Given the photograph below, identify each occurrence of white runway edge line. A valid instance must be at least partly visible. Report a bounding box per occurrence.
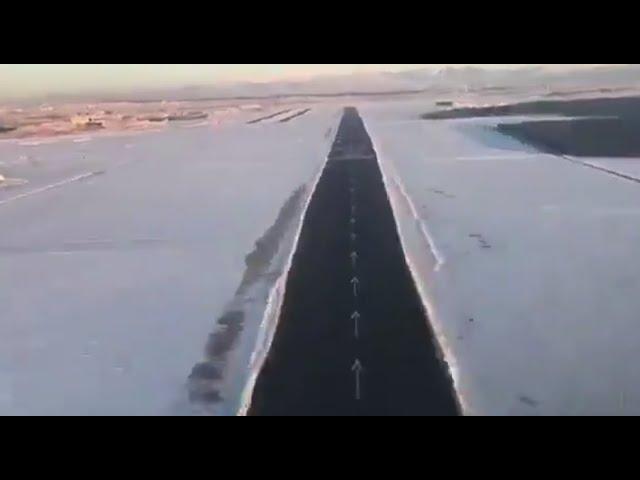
[361,115,467,416]
[237,123,339,417]
[0,172,98,207]
[390,165,445,272]
[363,132,445,272]
[236,161,329,416]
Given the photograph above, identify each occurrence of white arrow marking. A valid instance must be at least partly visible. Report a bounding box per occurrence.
[350,276,359,297]
[351,311,361,339]
[350,251,358,268]
[350,232,357,243]
[350,216,356,226]
[352,359,363,401]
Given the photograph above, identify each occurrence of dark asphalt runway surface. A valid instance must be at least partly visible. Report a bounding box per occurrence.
[248,107,459,416]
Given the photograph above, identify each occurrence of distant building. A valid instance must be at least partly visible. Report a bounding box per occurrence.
[70,115,103,129]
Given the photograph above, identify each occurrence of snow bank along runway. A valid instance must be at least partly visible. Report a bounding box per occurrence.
[248,108,459,416]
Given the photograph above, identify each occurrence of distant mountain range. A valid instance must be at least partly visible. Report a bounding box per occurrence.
[16,64,640,105]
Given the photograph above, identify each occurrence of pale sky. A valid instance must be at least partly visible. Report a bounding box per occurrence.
[0,64,615,101]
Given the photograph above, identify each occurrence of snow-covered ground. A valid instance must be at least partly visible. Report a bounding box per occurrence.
[0,106,339,415]
[7,92,639,416]
[361,99,640,415]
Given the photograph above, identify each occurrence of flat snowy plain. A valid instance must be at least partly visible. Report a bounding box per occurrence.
[0,106,339,415]
[361,99,640,415]
[4,93,640,416]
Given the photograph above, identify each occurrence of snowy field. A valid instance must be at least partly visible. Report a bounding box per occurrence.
[5,91,639,416]
[361,99,640,415]
[0,106,339,415]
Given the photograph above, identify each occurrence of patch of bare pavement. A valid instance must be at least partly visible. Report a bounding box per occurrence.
[247,107,459,416]
[421,95,640,121]
[423,95,640,158]
[247,109,293,125]
[497,118,640,158]
[278,108,312,123]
